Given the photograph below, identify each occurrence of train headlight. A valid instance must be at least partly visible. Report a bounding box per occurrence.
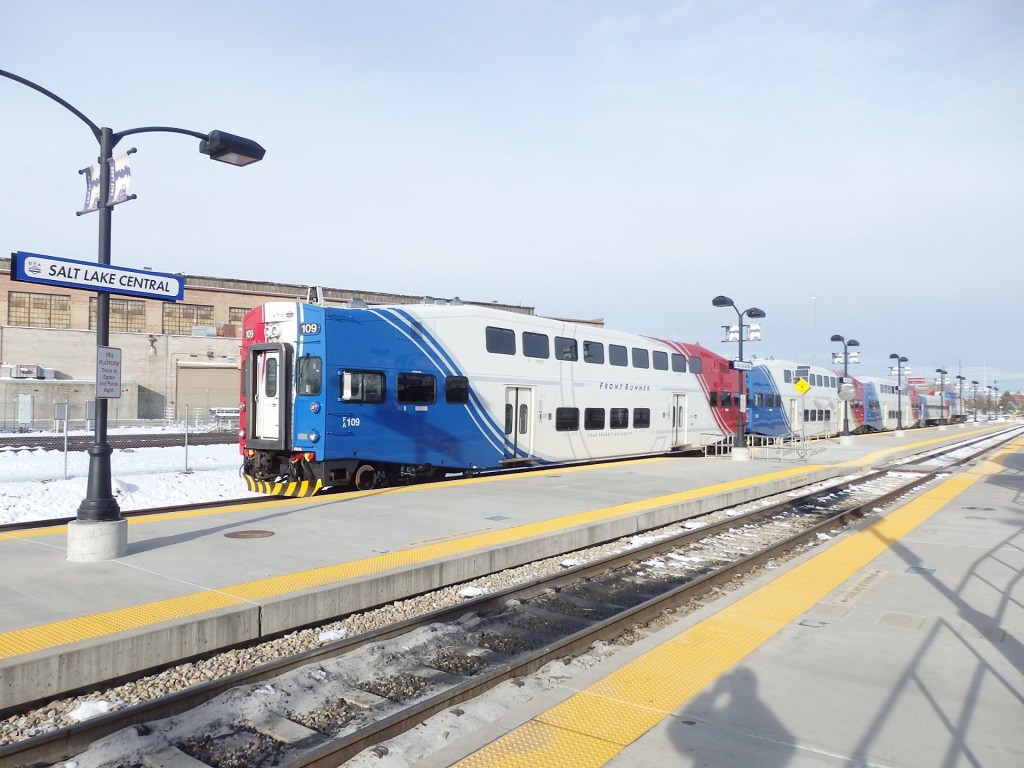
[310,401,321,414]
[266,324,281,339]
[308,429,321,443]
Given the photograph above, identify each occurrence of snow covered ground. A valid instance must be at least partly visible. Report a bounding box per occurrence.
[0,442,258,525]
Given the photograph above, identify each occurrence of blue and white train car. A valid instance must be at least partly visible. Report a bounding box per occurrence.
[240,301,728,496]
[855,376,906,431]
[744,360,843,440]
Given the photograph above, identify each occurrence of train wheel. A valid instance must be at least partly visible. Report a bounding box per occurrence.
[353,464,377,491]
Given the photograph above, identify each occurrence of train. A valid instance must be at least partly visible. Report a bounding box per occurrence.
[238,299,964,496]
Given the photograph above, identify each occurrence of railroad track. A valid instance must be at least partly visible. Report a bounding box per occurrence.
[2,427,1019,767]
[0,431,238,452]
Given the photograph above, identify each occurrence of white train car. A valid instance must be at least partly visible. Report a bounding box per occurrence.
[744,360,843,439]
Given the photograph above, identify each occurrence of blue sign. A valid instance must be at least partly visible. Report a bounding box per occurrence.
[12,251,185,301]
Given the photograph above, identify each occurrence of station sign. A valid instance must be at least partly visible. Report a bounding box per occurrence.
[12,251,184,301]
[730,360,753,371]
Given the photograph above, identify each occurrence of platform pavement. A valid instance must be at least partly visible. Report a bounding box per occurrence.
[0,422,1014,710]
[417,431,1024,768]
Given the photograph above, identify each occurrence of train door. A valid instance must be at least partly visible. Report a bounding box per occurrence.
[672,394,688,447]
[504,387,534,460]
[246,343,291,450]
[789,398,799,436]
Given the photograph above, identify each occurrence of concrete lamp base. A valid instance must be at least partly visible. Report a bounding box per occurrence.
[67,519,128,562]
[839,435,855,446]
[731,447,751,461]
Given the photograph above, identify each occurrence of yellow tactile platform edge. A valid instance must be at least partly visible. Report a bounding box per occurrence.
[0,463,818,660]
[453,436,1023,768]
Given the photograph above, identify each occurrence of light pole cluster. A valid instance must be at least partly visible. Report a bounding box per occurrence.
[2,68,264,561]
[712,295,765,457]
[935,368,948,427]
[889,353,908,432]
[830,334,859,439]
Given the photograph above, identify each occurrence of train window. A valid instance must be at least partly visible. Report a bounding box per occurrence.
[523,331,550,359]
[445,376,469,404]
[633,408,651,428]
[610,408,629,428]
[555,407,579,431]
[584,408,605,430]
[784,370,792,383]
[689,356,703,374]
[653,351,668,370]
[555,336,578,361]
[753,393,763,407]
[709,391,718,407]
[631,348,650,369]
[264,358,278,397]
[825,409,831,420]
[609,345,628,367]
[397,372,436,404]
[670,353,686,373]
[830,377,837,388]
[721,391,733,408]
[817,409,825,420]
[504,404,513,435]
[583,340,604,364]
[297,356,322,396]
[486,326,516,355]
[519,403,529,434]
[341,370,385,403]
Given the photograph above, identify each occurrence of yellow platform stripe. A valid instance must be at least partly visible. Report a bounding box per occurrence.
[0,464,818,660]
[454,437,1022,768]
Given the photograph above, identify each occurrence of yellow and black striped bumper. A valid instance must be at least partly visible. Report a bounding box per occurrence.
[244,475,323,497]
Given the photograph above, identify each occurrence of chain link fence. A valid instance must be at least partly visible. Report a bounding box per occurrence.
[0,392,241,483]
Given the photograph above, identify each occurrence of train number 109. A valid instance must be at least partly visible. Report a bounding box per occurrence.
[341,416,361,428]
[301,323,321,334]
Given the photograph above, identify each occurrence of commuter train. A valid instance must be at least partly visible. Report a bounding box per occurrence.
[239,299,964,496]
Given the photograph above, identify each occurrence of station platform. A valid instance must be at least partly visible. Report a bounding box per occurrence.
[416,430,1023,768]
[0,423,1016,718]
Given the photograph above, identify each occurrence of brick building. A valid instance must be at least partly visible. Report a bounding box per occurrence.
[0,255,532,430]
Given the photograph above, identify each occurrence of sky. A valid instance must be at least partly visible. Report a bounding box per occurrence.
[2,1,1022,390]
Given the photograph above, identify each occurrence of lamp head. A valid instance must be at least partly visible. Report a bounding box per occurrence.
[711,295,734,308]
[847,339,860,347]
[200,130,266,166]
[745,307,766,319]
[831,334,844,343]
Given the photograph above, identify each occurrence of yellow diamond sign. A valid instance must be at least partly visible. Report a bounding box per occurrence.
[795,377,811,395]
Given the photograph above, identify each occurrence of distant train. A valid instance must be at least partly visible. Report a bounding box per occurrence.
[239,300,964,496]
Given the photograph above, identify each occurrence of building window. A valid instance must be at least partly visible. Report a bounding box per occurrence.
[228,307,251,324]
[89,297,146,332]
[8,291,71,328]
[162,303,215,335]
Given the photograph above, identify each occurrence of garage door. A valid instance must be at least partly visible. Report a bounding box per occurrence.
[175,364,240,421]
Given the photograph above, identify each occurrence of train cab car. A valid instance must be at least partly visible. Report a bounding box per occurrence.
[856,377,906,432]
[239,301,729,496]
[745,360,843,440]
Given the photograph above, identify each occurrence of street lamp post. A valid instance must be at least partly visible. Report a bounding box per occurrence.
[935,368,948,427]
[712,295,766,459]
[889,354,908,433]
[955,375,965,427]
[830,334,859,440]
[987,386,994,419]
[1,68,264,561]
[971,381,979,422]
